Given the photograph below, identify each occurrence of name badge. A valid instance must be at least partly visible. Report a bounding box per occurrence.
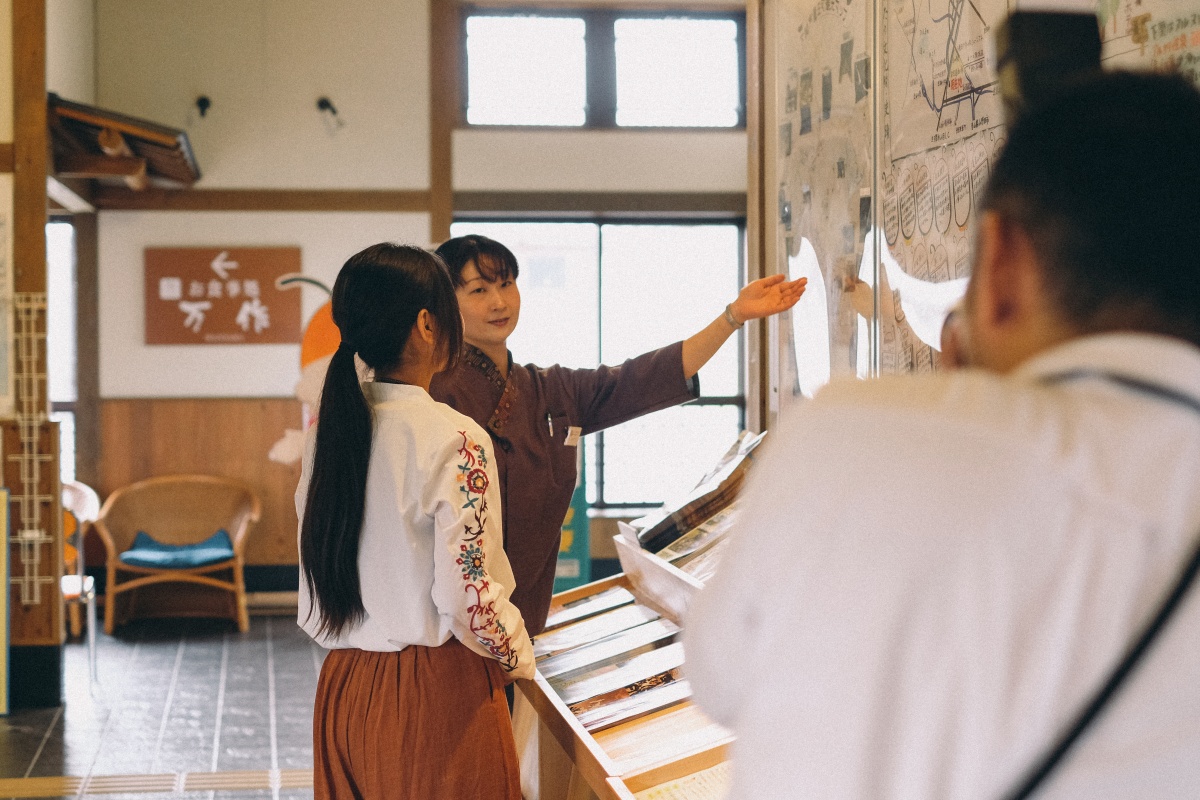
[564,426,582,447]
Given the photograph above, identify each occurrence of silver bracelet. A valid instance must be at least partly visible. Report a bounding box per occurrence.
[724,303,744,329]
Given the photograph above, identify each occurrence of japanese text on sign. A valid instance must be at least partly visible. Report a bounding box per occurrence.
[144,247,302,345]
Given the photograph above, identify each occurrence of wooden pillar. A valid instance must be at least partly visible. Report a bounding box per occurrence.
[71,212,99,489]
[6,0,63,709]
[746,0,770,432]
[429,0,459,243]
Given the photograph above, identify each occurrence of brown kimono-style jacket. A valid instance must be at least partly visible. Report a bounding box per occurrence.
[430,341,699,635]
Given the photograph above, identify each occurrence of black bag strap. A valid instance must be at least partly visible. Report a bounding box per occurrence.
[1003,369,1200,800]
[1002,534,1200,800]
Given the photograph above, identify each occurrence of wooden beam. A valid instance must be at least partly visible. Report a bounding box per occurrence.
[57,152,148,179]
[747,0,767,431]
[454,191,747,216]
[0,142,13,172]
[430,0,458,241]
[96,127,151,190]
[46,176,96,213]
[52,103,179,147]
[93,187,433,212]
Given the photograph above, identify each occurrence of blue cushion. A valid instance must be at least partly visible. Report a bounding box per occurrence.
[119,529,235,569]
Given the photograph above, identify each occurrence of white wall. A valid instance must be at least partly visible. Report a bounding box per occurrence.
[47,0,95,104]
[96,0,431,190]
[454,129,747,192]
[92,0,749,400]
[98,210,431,398]
[93,0,747,194]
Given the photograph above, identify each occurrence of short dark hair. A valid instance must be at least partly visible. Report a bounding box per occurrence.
[300,243,463,639]
[436,234,521,287]
[982,71,1200,346]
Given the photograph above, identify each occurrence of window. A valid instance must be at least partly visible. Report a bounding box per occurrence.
[47,221,78,483]
[450,220,745,509]
[614,18,741,127]
[463,11,745,128]
[466,16,588,126]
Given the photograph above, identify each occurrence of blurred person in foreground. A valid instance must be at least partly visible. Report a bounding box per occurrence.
[686,71,1200,800]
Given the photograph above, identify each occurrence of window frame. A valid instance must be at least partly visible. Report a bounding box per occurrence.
[459,7,747,131]
[452,214,748,511]
[47,216,80,484]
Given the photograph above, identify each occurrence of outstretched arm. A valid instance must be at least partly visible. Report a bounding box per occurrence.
[681,273,807,379]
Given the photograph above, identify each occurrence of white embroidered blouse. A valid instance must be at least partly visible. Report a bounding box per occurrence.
[297,381,534,680]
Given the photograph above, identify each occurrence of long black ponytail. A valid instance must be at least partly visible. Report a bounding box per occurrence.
[300,243,462,638]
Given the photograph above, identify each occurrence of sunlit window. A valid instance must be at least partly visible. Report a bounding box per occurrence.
[599,224,740,394]
[50,411,76,483]
[450,220,744,508]
[463,11,744,129]
[614,18,740,127]
[47,221,78,483]
[449,221,600,368]
[466,16,588,126]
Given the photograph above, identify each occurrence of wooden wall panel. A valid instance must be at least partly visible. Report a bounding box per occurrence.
[98,398,303,566]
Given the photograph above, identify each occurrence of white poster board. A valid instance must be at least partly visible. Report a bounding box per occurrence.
[767,0,1200,421]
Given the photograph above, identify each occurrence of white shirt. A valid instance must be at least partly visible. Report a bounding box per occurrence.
[297,382,534,681]
[685,333,1200,799]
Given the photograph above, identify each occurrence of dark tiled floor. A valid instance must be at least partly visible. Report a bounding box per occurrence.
[1,615,322,799]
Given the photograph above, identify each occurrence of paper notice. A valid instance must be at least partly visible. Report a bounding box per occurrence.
[633,762,733,799]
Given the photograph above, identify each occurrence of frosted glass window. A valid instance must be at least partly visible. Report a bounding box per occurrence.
[614,18,740,127]
[450,219,744,508]
[47,222,77,404]
[600,224,741,395]
[466,16,587,126]
[449,221,600,368]
[589,405,742,505]
[50,411,76,483]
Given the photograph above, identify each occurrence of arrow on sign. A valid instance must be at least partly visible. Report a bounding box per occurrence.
[210,250,240,281]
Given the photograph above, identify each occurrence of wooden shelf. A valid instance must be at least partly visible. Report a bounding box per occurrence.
[516,572,731,800]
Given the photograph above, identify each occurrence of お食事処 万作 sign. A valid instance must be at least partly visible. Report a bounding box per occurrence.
[144,247,302,345]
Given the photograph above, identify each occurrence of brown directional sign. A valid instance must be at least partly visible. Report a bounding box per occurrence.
[144,247,302,345]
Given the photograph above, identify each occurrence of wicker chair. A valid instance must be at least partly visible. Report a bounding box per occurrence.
[94,474,261,634]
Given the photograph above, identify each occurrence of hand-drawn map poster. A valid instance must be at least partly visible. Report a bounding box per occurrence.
[144,247,302,345]
[768,0,1200,419]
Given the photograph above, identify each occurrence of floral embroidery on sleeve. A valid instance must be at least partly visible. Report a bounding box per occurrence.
[453,431,521,673]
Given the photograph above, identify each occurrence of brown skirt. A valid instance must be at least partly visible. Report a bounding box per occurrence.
[313,639,521,800]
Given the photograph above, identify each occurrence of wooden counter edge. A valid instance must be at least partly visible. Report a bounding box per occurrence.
[546,573,630,608]
[621,736,733,794]
[518,671,626,799]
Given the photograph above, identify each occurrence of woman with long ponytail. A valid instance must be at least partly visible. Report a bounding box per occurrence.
[297,243,533,799]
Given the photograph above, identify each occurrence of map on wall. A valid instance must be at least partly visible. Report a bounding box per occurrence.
[874,0,1001,376]
[1099,0,1200,78]
[772,0,1200,413]
[774,0,874,403]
